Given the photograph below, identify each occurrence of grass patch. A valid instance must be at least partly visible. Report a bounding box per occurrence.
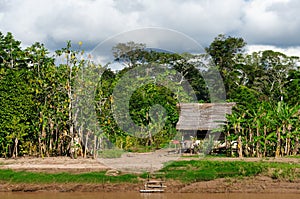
[180,155,199,158]
[98,149,124,158]
[158,160,300,183]
[265,162,300,181]
[0,170,138,184]
[1,160,299,184]
[180,154,229,159]
[284,155,300,159]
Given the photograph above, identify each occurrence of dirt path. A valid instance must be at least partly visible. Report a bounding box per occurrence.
[0,149,181,173]
[98,149,181,173]
[1,150,299,173]
[0,156,108,173]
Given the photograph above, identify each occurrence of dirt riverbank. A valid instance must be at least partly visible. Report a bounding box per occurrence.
[0,176,299,193]
[0,154,299,193]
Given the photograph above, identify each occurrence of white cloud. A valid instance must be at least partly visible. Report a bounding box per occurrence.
[0,0,142,48]
[240,0,300,46]
[247,45,300,57]
[136,0,246,45]
[0,0,299,53]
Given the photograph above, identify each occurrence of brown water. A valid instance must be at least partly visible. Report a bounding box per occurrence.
[0,192,299,199]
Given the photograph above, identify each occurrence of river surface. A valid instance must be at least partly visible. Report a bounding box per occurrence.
[0,192,299,199]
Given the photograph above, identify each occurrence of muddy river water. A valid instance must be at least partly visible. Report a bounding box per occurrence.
[0,192,299,199]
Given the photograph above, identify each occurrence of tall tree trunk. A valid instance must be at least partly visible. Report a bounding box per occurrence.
[78,125,83,150]
[292,137,299,155]
[67,78,73,137]
[49,119,54,156]
[249,128,253,157]
[29,142,32,156]
[256,128,261,157]
[225,131,231,157]
[55,121,59,155]
[243,128,249,157]
[97,137,101,151]
[286,125,292,156]
[287,136,291,156]
[38,137,42,158]
[263,126,267,157]
[93,134,97,159]
[238,135,243,158]
[59,136,64,156]
[284,138,288,155]
[275,127,281,158]
[84,131,89,158]
[12,138,18,158]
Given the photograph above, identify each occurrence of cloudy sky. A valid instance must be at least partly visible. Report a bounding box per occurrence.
[1,0,300,59]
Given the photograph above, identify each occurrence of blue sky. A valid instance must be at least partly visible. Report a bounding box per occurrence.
[1,0,300,57]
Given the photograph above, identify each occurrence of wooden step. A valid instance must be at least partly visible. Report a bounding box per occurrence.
[145,185,167,188]
[140,189,164,193]
[146,180,165,184]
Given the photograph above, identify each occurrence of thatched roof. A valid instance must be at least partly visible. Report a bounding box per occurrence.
[176,103,236,131]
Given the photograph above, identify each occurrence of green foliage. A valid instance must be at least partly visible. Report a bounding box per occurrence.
[97,43,201,150]
[96,68,181,150]
[0,32,103,158]
[0,170,138,184]
[205,34,246,97]
[0,31,299,158]
[285,69,300,105]
[0,33,40,157]
[225,101,300,158]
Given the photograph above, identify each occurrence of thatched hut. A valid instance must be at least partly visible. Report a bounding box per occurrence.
[176,103,235,140]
